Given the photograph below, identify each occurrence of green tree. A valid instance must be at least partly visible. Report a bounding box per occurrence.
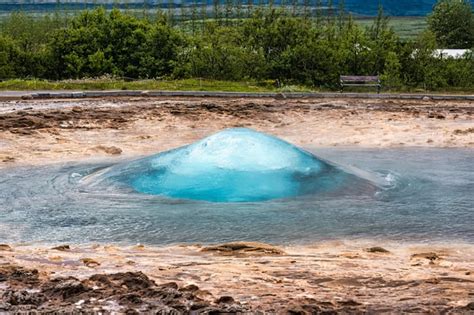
[1,6,473,91]
[224,0,234,24]
[428,0,474,48]
[213,0,222,21]
[200,0,208,31]
[190,0,199,34]
[180,0,188,24]
[443,53,474,88]
[401,30,447,89]
[281,39,341,87]
[50,8,183,79]
[235,0,243,20]
[339,20,372,75]
[247,0,254,18]
[242,10,313,78]
[183,25,265,80]
[0,12,63,78]
[367,6,399,75]
[381,51,402,89]
[0,36,19,79]
[146,23,187,78]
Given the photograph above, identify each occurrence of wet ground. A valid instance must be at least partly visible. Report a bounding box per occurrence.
[0,242,473,313]
[0,96,473,167]
[0,96,473,313]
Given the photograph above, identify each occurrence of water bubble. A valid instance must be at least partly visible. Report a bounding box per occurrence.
[92,128,375,202]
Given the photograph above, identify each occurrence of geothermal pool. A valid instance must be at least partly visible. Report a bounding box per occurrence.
[92,129,378,202]
[0,129,473,245]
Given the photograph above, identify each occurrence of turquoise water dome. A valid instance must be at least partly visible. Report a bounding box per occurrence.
[104,128,351,202]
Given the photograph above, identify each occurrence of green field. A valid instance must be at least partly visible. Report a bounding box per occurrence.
[355,16,427,40]
[2,78,473,94]
[0,78,313,92]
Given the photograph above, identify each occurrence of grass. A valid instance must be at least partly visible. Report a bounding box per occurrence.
[354,16,427,40]
[0,78,314,93]
[1,78,472,94]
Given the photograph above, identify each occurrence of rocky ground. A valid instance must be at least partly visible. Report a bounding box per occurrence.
[0,96,473,313]
[0,96,473,167]
[1,241,474,313]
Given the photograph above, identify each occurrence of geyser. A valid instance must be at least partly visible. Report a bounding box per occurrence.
[97,128,361,202]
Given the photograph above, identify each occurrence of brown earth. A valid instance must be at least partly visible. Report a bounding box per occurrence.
[0,242,473,313]
[0,265,245,313]
[0,96,473,167]
[0,96,473,313]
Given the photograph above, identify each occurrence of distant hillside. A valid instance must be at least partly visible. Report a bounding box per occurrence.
[0,0,470,16]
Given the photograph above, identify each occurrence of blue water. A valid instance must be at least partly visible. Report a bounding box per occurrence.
[339,0,437,16]
[102,129,373,202]
[0,147,472,245]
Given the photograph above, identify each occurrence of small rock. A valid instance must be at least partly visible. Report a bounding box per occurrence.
[3,290,46,306]
[190,301,211,310]
[339,299,362,306]
[195,289,213,300]
[104,272,156,290]
[453,128,474,135]
[1,157,15,163]
[201,242,285,256]
[158,282,178,290]
[119,293,143,304]
[42,277,89,300]
[0,244,12,251]
[366,247,390,254]
[275,93,287,100]
[216,296,235,304]
[80,258,101,267]
[181,284,200,292]
[411,252,440,261]
[422,96,431,101]
[52,245,70,251]
[285,304,308,314]
[94,145,122,155]
[74,299,85,306]
[3,266,39,284]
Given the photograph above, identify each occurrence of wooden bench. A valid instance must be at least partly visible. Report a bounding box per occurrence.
[340,75,381,93]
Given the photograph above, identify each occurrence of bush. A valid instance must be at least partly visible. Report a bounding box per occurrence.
[0,6,472,91]
[428,0,474,48]
[49,8,184,79]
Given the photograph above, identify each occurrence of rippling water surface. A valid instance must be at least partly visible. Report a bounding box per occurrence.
[0,148,472,245]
